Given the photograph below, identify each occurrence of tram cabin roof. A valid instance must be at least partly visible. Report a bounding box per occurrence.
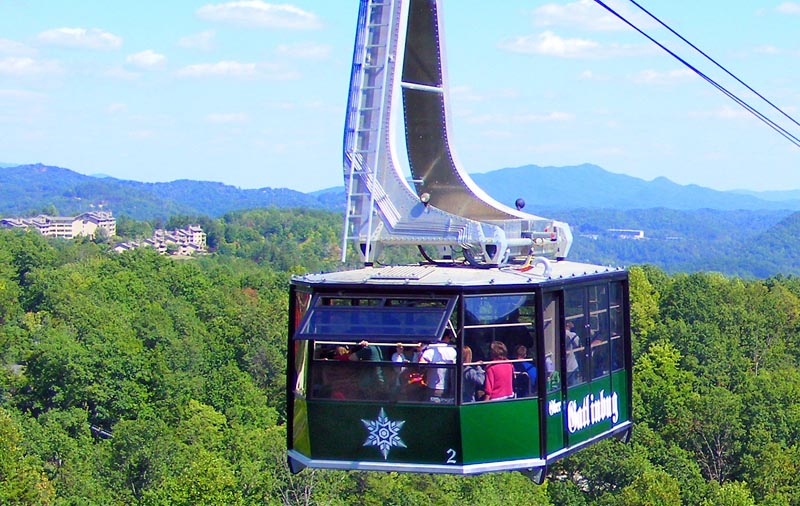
[292,260,625,291]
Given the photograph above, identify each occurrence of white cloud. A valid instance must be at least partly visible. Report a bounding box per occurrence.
[0,38,35,55]
[175,60,298,79]
[534,0,650,32]
[776,2,800,14]
[126,50,167,69]
[196,1,322,29]
[500,31,649,59]
[276,42,331,59]
[178,30,216,50]
[0,56,62,76]
[207,112,249,123]
[499,31,600,58]
[37,27,122,50]
[633,68,695,84]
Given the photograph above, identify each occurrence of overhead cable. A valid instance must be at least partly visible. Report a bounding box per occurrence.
[626,0,800,131]
[591,0,800,148]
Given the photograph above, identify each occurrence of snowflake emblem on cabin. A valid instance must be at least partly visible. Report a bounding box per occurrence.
[361,408,407,459]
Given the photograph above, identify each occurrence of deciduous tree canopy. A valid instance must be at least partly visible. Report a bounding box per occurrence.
[3,211,800,504]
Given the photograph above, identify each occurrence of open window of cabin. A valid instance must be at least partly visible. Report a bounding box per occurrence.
[294,294,459,403]
[463,293,538,402]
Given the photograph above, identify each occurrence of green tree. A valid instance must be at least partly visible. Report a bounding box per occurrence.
[633,341,697,445]
[690,386,745,484]
[701,480,756,506]
[628,265,659,347]
[617,467,681,506]
[0,407,55,505]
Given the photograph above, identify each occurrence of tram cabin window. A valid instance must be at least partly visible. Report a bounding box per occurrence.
[563,283,618,382]
[610,281,625,372]
[589,284,611,380]
[297,294,459,404]
[310,338,461,403]
[543,293,561,392]
[565,289,586,386]
[464,294,537,401]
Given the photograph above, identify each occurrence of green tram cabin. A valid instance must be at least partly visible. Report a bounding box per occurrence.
[287,261,632,481]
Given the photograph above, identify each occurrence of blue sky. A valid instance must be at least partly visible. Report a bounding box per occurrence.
[0,1,798,193]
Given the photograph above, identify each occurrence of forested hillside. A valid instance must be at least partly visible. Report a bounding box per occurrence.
[4,162,800,222]
[3,210,800,504]
[557,208,800,277]
[0,164,328,220]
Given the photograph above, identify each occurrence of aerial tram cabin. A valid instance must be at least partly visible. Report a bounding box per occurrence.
[287,0,632,482]
[288,263,631,481]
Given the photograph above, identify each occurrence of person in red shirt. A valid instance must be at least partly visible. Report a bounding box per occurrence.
[484,341,514,400]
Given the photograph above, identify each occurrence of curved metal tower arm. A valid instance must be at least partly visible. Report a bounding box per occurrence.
[342,0,572,265]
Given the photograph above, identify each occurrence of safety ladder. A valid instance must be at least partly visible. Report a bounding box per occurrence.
[341,0,396,262]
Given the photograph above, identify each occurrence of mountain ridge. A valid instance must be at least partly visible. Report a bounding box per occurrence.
[2,162,799,221]
[469,163,800,211]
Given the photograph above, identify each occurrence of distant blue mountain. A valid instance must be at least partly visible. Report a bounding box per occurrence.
[314,163,800,212]
[468,164,800,212]
[0,164,329,220]
[3,162,800,221]
[729,188,800,202]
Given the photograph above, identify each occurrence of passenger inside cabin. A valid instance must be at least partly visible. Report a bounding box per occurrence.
[334,345,350,360]
[392,344,408,364]
[419,331,457,403]
[411,343,425,363]
[513,344,537,398]
[462,345,485,402]
[348,340,385,398]
[389,343,409,389]
[565,322,581,386]
[324,345,356,399]
[484,341,514,401]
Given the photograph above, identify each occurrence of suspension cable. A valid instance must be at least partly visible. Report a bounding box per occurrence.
[626,0,800,131]
[592,0,800,148]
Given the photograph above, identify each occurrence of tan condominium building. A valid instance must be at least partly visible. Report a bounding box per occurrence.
[1,211,117,239]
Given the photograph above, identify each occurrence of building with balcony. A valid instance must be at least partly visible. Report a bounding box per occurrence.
[1,211,116,239]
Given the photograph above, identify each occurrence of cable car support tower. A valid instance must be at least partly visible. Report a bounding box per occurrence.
[341,0,572,267]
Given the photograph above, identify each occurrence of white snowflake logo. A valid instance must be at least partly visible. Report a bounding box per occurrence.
[361,407,407,459]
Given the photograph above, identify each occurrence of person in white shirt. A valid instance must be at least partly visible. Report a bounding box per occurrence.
[565,322,581,385]
[419,331,457,402]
